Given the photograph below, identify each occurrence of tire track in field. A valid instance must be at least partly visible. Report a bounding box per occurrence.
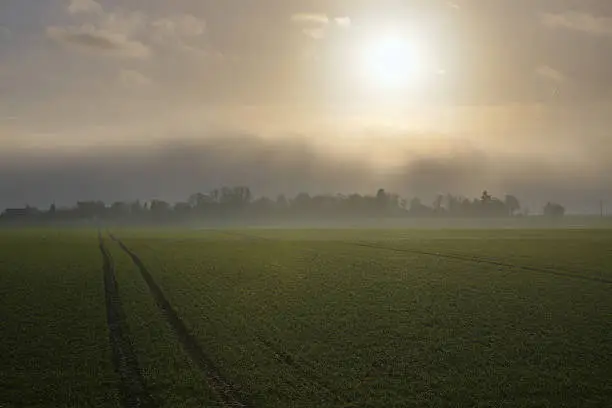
[167,265,347,405]
[118,231,351,405]
[205,231,354,404]
[110,234,250,408]
[227,315,348,405]
[351,242,612,284]
[254,335,352,405]
[216,230,612,284]
[98,232,157,408]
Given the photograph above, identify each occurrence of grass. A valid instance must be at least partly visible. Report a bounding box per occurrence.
[107,241,220,408]
[2,228,612,407]
[0,230,119,408]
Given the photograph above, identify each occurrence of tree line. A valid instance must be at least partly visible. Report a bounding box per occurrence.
[0,187,566,224]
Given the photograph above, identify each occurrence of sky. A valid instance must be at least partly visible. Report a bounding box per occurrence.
[1,0,612,212]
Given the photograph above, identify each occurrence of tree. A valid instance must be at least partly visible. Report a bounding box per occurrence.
[481,190,492,205]
[504,195,521,216]
[173,202,192,215]
[110,201,129,218]
[76,201,106,219]
[292,192,311,213]
[1,186,559,226]
[433,194,444,214]
[219,186,251,208]
[276,194,289,209]
[210,189,221,203]
[376,188,389,213]
[477,191,507,217]
[234,186,252,206]
[188,192,212,208]
[251,197,274,215]
[150,200,170,217]
[543,202,565,218]
[130,200,143,214]
[387,193,402,215]
[446,194,461,216]
[408,197,431,216]
[461,198,473,216]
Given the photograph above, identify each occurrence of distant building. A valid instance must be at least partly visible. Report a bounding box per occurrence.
[0,207,39,220]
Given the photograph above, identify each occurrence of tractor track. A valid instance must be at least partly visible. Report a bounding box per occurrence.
[98,232,156,408]
[110,234,250,408]
[211,230,356,404]
[253,335,349,404]
[114,232,350,405]
[216,230,612,285]
[351,242,612,284]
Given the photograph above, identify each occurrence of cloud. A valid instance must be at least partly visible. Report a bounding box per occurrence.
[334,17,351,28]
[46,25,151,58]
[291,13,334,39]
[542,11,612,37]
[68,0,102,15]
[290,13,329,25]
[447,2,460,10]
[52,2,209,60]
[291,13,349,39]
[536,65,566,83]
[152,14,206,39]
[302,27,327,40]
[149,14,210,57]
[119,69,151,87]
[100,9,147,37]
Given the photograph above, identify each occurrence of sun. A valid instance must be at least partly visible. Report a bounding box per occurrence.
[359,31,433,90]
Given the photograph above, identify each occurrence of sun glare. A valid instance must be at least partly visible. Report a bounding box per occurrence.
[359,31,433,91]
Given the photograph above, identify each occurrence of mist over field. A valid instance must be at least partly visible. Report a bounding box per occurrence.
[1,130,611,213]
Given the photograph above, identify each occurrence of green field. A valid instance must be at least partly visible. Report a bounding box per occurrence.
[2,228,612,407]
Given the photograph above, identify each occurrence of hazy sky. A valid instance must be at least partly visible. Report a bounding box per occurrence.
[1,0,611,211]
